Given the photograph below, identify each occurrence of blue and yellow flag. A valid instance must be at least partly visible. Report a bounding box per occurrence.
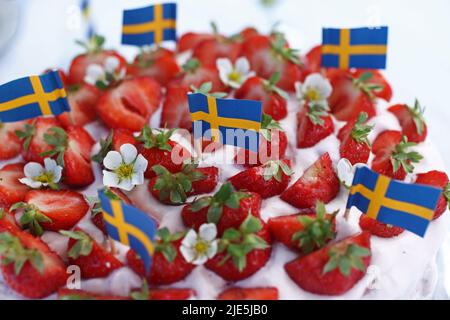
[346,166,441,237]
[321,27,388,69]
[99,190,158,271]
[80,0,95,39]
[122,3,177,46]
[0,71,69,123]
[188,93,262,152]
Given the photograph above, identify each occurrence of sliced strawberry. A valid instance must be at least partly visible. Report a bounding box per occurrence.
[148,228,195,285]
[181,183,262,235]
[235,75,287,120]
[234,114,288,167]
[130,280,196,300]
[128,48,180,86]
[268,202,337,252]
[160,84,192,130]
[0,163,28,207]
[241,34,301,91]
[57,83,100,127]
[338,112,373,165]
[16,117,62,164]
[0,121,24,160]
[371,131,422,180]
[136,127,191,179]
[388,100,427,143]
[0,208,21,234]
[327,70,377,121]
[0,231,67,298]
[58,288,128,300]
[415,170,449,219]
[148,164,218,205]
[296,103,334,148]
[359,215,404,238]
[353,69,392,101]
[302,45,322,78]
[112,129,136,151]
[14,189,89,235]
[96,77,161,132]
[228,160,292,199]
[284,232,371,295]
[205,215,271,281]
[62,229,123,279]
[68,35,127,85]
[281,153,340,208]
[177,32,215,52]
[218,287,278,300]
[192,36,242,68]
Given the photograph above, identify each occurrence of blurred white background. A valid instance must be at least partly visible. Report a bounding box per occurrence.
[1,0,450,299]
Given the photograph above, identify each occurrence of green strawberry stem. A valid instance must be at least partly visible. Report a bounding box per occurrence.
[60,230,93,259]
[155,227,184,263]
[10,202,52,237]
[323,242,370,277]
[391,136,423,173]
[351,112,373,145]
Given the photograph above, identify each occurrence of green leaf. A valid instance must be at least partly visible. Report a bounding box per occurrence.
[410,99,426,135]
[41,126,68,167]
[391,136,423,174]
[350,112,373,145]
[182,58,200,73]
[352,72,384,98]
[155,228,183,263]
[60,230,93,259]
[92,132,113,163]
[270,33,301,65]
[207,204,223,224]
[322,243,370,276]
[131,280,149,300]
[13,203,52,237]
[15,121,36,151]
[136,126,174,151]
[239,213,262,234]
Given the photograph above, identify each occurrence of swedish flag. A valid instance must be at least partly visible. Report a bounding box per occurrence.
[346,166,441,237]
[122,3,177,46]
[188,93,262,152]
[321,27,388,69]
[99,190,158,271]
[0,71,69,123]
[80,0,95,39]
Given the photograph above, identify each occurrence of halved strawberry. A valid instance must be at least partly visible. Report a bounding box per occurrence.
[281,153,340,208]
[39,125,95,187]
[61,228,123,279]
[284,232,371,295]
[68,35,127,85]
[96,76,161,132]
[353,69,392,101]
[58,288,128,300]
[112,129,136,150]
[239,27,259,41]
[16,117,62,164]
[0,208,21,234]
[181,183,261,235]
[0,121,24,160]
[296,102,334,148]
[302,45,322,78]
[359,215,404,238]
[205,214,271,281]
[177,32,215,52]
[128,47,180,86]
[268,201,337,252]
[338,112,373,165]
[160,84,191,130]
[192,34,242,68]
[57,83,100,127]
[11,189,89,236]
[130,281,195,300]
[241,33,301,91]
[149,164,218,205]
[388,100,427,143]
[218,287,278,300]
[235,74,288,120]
[228,160,292,198]
[136,127,191,179]
[327,70,378,121]
[415,170,449,220]
[148,228,195,285]
[371,131,423,180]
[234,114,288,166]
[0,163,28,207]
[171,58,226,92]
[0,231,68,298]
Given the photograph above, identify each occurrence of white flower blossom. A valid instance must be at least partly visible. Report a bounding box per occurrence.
[217,57,255,89]
[102,143,148,191]
[295,73,332,103]
[19,158,62,189]
[337,158,366,188]
[180,223,218,265]
[84,56,125,87]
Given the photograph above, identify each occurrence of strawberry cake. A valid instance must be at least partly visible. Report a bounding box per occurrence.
[0,27,449,300]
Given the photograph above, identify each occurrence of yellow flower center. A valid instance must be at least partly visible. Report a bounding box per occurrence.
[305,88,321,101]
[194,241,209,255]
[33,171,55,184]
[228,70,241,82]
[115,163,134,181]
